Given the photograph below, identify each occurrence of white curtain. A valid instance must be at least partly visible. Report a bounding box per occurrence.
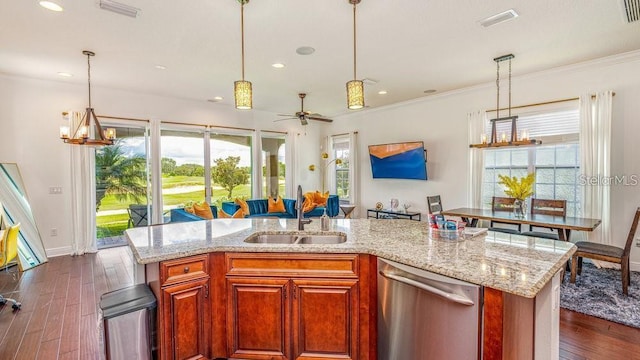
[69,111,97,255]
[348,132,359,216]
[579,91,613,249]
[285,132,297,199]
[253,131,264,199]
[468,111,485,208]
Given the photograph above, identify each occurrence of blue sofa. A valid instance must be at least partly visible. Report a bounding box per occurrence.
[222,195,340,219]
[170,205,218,223]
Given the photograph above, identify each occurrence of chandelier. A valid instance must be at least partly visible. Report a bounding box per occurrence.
[60,51,115,146]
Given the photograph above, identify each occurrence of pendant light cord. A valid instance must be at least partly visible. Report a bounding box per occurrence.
[508,58,512,118]
[352,2,357,80]
[496,60,500,120]
[241,2,245,81]
[87,52,92,109]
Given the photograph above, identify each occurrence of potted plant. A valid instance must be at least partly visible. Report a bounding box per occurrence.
[497,173,535,218]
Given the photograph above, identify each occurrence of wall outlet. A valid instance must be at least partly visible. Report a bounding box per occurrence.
[49,187,62,194]
[50,228,57,237]
[636,237,640,247]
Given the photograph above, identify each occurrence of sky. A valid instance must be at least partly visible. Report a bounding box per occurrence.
[118,136,285,167]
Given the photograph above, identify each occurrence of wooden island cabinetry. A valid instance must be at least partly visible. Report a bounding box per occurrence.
[148,254,211,360]
[224,253,363,360]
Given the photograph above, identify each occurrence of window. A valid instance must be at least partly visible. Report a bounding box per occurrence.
[481,106,581,216]
[210,132,253,205]
[331,136,351,201]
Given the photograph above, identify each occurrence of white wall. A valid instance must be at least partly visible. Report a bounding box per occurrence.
[0,74,319,255]
[326,50,640,266]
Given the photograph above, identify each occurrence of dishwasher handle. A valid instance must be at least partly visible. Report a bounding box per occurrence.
[380,271,475,306]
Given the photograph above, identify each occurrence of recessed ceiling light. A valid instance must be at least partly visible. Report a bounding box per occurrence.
[378,90,388,95]
[296,46,315,55]
[154,65,167,70]
[207,97,224,103]
[271,63,286,69]
[423,89,437,94]
[39,1,63,12]
[479,9,519,27]
[57,72,73,77]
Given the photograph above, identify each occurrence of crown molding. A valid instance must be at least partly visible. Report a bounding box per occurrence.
[337,49,640,119]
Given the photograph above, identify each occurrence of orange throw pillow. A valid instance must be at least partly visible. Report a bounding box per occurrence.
[267,196,286,213]
[184,205,195,215]
[193,201,214,220]
[218,209,244,218]
[303,193,317,213]
[235,198,250,216]
[314,191,329,206]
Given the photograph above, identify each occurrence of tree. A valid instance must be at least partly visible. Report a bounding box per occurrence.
[211,156,250,198]
[174,163,205,177]
[95,142,147,211]
[161,157,177,175]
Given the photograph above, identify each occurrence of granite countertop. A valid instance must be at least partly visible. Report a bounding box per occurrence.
[125,218,575,298]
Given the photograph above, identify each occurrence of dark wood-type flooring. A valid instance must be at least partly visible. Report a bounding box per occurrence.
[1,247,639,359]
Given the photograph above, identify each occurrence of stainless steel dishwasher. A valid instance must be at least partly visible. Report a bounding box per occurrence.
[377,258,482,360]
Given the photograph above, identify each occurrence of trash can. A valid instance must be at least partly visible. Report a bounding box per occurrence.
[99,284,157,360]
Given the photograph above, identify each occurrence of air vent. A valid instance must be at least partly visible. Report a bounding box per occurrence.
[99,0,140,18]
[619,0,640,23]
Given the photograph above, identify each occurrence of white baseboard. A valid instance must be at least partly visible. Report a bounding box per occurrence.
[631,261,640,272]
[46,246,72,257]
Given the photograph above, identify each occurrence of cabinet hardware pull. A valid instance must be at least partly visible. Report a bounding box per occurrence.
[204,284,209,299]
[293,285,297,299]
[284,284,288,300]
[184,266,190,273]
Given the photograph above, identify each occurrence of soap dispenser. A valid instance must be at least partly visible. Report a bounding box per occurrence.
[321,208,330,231]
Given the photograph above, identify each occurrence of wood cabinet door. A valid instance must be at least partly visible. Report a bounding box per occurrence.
[227,277,291,360]
[161,278,210,360]
[291,279,359,360]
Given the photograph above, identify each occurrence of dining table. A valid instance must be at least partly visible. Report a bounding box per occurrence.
[440,207,602,241]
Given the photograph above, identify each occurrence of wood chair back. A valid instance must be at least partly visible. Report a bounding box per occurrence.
[490,197,521,232]
[491,197,516,212]
[427,195,442,214]
[530,199,567,217]
[623,207,640,257]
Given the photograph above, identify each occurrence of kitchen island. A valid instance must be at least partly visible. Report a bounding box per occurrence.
[126,218,574,360]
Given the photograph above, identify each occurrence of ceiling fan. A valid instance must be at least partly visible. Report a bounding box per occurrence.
[276,93,333,125]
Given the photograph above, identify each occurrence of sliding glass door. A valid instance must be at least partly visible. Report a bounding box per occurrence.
[260,133,286,198]
[160,128,206,223]
[95,125,149,246]
[210,132,253,206]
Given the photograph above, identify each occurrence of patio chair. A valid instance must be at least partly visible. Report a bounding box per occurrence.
[127,204,150,228]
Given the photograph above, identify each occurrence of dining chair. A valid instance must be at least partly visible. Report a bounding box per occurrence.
[570,207,640,295]
[489,197,522,234]
[521,199,567,240]
[427,195,443,214]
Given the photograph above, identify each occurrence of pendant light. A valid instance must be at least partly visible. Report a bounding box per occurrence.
[469,54,540,148]
[234,0,252,110]
[60,50,115,146]
[346,0,364,110]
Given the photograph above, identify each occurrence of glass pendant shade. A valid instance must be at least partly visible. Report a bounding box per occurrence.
[346,80,364,110]
[234,80,252,110]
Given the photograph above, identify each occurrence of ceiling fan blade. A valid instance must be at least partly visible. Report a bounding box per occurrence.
[274,117,297,122]
[277,113,294,117]
[307,116,333,123]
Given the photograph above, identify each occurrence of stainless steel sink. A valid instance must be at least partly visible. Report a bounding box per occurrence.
[244,233,347,244]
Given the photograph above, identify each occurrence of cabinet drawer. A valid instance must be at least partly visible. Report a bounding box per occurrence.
[226,253,358,278]
[160,254,209,286]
